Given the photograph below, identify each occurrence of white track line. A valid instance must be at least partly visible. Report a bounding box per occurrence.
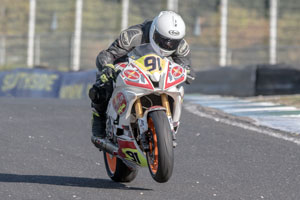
[210,102,277,108]
[281,115,300,118]
[225,106,299,113]
[184,104,300,146]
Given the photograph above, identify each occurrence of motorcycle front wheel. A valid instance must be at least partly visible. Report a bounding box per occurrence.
[103,152,138,182]
[146,110,174,183]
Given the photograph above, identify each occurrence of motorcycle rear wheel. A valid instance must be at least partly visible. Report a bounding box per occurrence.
[146,110,174,183]
[103,152,138,182]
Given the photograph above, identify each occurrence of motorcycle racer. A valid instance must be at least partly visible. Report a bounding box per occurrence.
[89,11,195,148]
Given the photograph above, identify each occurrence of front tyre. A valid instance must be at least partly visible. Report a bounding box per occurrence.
[146,110,174,183]
[103,152,138,182]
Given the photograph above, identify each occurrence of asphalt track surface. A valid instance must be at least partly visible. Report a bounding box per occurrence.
[1,98,300,200]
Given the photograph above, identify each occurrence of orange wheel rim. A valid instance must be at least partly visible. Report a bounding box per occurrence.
[106,153,117,174]
[148,117,158,174]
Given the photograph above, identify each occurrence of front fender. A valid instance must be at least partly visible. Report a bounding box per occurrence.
[138,106,166,134]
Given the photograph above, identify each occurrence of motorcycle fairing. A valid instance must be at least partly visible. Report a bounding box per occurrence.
[120,62,154,90]
[164,64,186,90]
[133,54,167,76]
[117,136,147,167]
[112,92,128,116]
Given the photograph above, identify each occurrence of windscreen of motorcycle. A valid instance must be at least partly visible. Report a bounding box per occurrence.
[128,44,167,77]
[133,54,167,76]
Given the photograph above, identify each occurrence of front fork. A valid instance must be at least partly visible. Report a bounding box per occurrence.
[134,94,171,117]
[161,94,177,146]
[134,94,177,147]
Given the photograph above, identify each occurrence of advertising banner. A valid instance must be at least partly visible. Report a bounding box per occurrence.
[0,68,97,99]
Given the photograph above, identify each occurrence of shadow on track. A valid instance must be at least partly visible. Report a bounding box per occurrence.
[0,173,151,191]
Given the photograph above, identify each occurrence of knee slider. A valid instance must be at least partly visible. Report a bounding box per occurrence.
[89,82,113,104]
[89,86,101,104]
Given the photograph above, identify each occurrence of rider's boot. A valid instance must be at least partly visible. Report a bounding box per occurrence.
[91,103,107,149]
[91,112,107,149]
[92,112,106,138]
[88,77,113,149]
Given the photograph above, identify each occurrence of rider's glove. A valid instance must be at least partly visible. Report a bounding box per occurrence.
[185,65,196,84]
[99,64,119,83]
[89,64,117,104]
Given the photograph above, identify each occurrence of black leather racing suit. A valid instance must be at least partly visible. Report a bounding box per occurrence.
[91,20,192,114]
[96,20,191,71]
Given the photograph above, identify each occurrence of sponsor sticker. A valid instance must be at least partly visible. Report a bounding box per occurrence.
[169,30,180,36]
[123,69,140,81]
[171,66,184,78]
[122,148,147,167]
[112,92,127,115]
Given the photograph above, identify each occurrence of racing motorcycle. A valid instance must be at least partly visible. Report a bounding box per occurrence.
[92,44,187,183]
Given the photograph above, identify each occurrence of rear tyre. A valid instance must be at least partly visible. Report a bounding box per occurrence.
[146,110,174,183]
[103,152,138,182]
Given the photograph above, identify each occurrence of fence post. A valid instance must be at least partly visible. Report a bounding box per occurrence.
[34,34,40,66]
[121,0,129,31]
[167,0,178,12]
[27,0,36,68]
[269,0,278,65]
[219,0,228,67]
[0,36,5,66]
[72,0,83,71]
[69,35,74,70]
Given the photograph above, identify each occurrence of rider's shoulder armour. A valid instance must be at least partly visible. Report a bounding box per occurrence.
[118,20,152,51]
[119,29,142,49]
[174,39,190,57]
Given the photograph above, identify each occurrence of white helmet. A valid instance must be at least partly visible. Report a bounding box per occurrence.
[149,11,186,56]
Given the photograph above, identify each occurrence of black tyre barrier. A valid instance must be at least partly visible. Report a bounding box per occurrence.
[184,65,257,97]
[255,64,300,95]
[184,64,300,97]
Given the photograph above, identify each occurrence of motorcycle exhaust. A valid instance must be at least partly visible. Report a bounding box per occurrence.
[91,136,118,155]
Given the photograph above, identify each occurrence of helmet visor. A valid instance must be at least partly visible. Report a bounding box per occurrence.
[153,30,182,51]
